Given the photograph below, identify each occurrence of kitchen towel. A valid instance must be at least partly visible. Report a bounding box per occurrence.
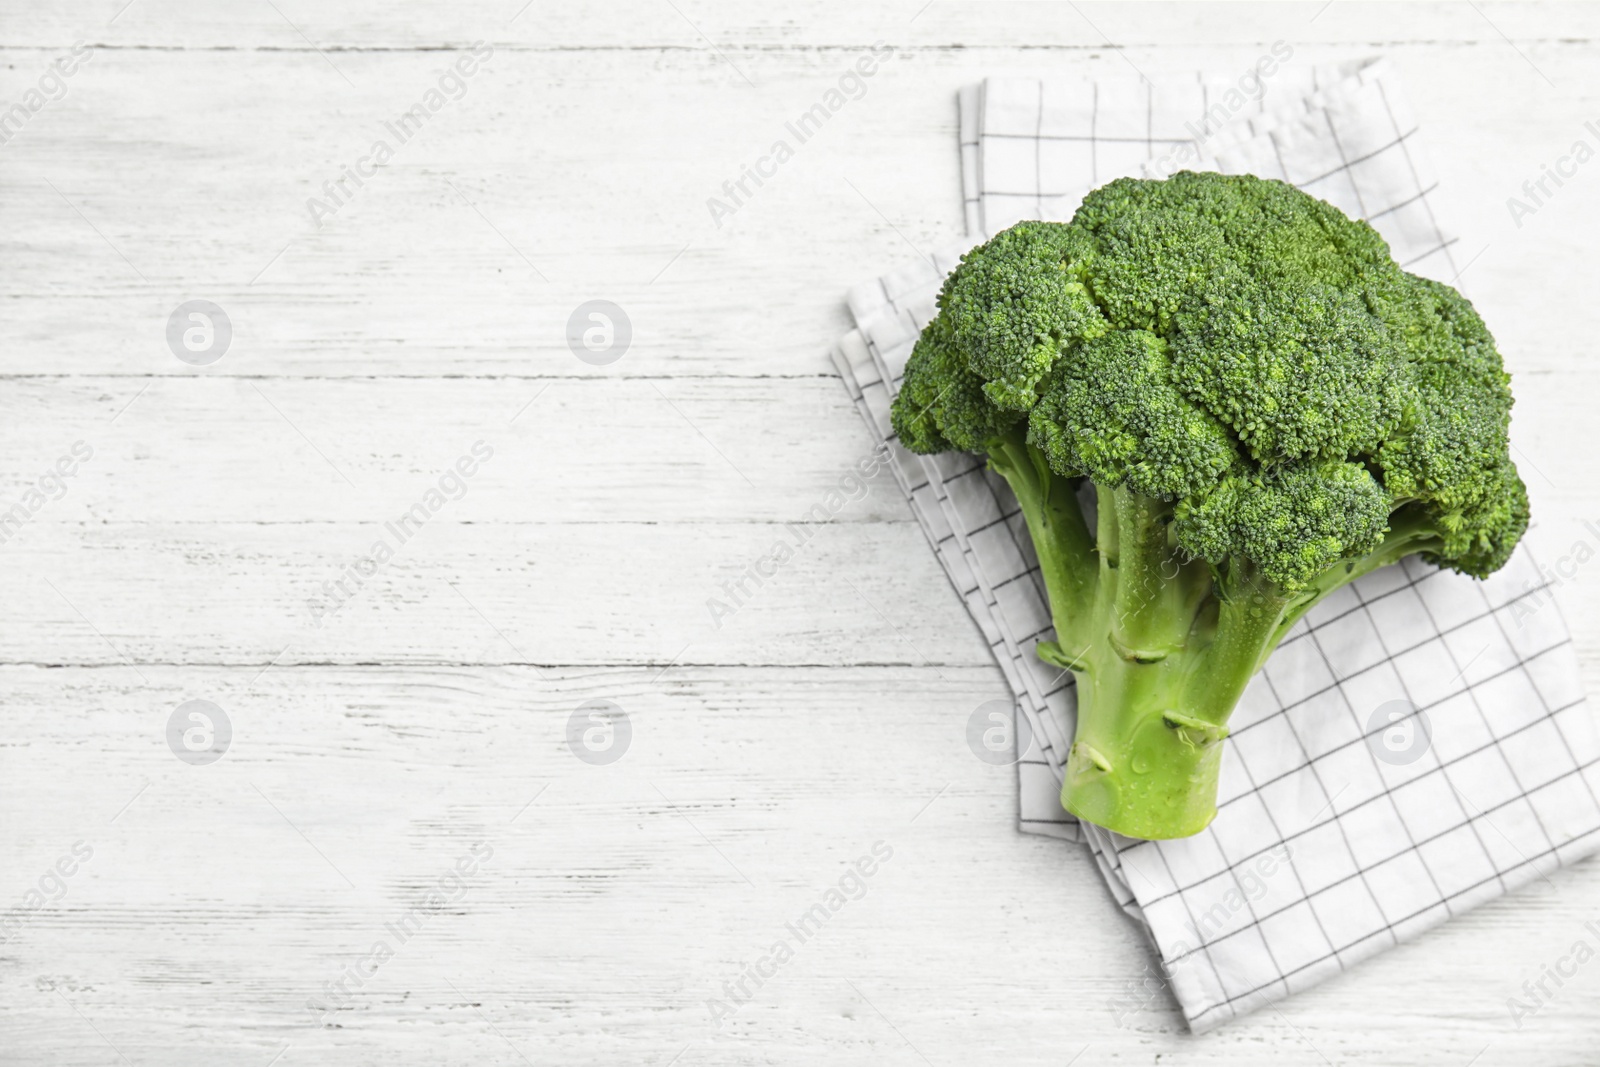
[832,57,1600,1031]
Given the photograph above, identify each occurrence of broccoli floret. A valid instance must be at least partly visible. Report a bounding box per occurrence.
[891,315,1024,453]
[890,171,1529,839]
[939,220,1106,410]
[1028,328,1236,501]
[1176,461,1391,589]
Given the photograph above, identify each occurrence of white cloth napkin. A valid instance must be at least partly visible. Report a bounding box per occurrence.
[833,58,1600,1031]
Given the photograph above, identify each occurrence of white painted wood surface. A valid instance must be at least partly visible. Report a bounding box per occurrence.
[3,3,1599,1063]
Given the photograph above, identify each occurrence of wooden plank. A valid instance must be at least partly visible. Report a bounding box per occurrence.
[0,519,991,667]
[4,1,1600,49]
[0,375,907,523]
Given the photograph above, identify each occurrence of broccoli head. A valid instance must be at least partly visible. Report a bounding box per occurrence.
[889,171,1527,839]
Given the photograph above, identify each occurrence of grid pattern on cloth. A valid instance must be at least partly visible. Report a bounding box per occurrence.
[968,57,1458,281]
[832,58,1600,1031]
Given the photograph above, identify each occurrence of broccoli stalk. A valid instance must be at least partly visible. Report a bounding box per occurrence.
[891,172,1527,839]
[989,428,1457,838]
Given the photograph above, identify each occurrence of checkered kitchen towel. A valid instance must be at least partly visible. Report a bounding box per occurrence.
[833,57,1600,1031]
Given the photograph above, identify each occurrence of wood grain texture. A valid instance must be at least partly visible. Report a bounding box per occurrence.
[2,3,1599,1064]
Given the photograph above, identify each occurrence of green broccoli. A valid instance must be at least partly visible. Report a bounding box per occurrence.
[891,171,1527,839]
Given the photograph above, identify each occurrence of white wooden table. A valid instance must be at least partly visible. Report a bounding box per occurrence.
[2,3,1598,1063]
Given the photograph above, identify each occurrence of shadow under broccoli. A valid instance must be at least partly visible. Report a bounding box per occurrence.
[890,171,1528,840]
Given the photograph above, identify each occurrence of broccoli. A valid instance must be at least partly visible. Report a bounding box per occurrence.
[891,171,1527,839]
